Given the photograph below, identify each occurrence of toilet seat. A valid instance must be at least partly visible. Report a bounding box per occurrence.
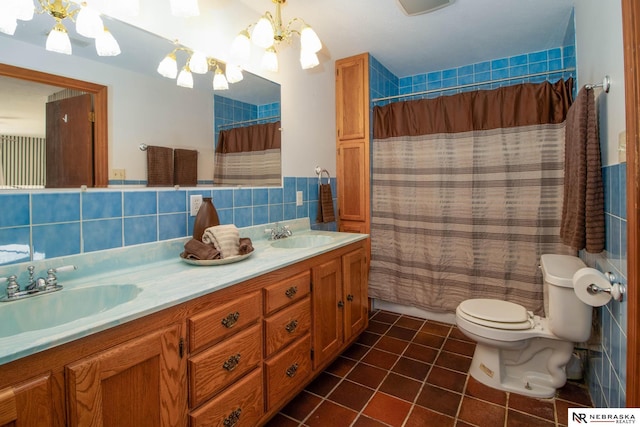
[457,299,534,330]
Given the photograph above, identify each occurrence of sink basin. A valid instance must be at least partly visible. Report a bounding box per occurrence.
[270,235,335,249]
[0,284,142,338]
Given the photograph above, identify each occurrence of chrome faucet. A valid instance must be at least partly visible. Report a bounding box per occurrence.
[1,264,77,302]
[265,223,293,240]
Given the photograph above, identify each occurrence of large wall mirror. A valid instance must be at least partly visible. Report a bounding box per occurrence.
[0,12,281,190]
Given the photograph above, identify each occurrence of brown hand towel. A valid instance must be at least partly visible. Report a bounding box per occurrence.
[181,238,220,260]
[174,149,198,186]
[238,237,254,255]
[317,183,336,223]
[559,86,605,253]
[147,145,174,187]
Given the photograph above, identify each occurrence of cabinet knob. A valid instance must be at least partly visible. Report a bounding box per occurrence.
[285,319,299,333]
[337,300,344,308]
[285,286,298,299]
[221,312,240,328]
[286,363,299,378]
[223,408,242,427]
[347,294,354,302]
[223,354,241,372]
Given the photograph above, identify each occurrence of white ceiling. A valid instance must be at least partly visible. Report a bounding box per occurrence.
[238,0,575,77]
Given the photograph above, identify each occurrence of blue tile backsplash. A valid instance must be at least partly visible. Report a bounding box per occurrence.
[0,177,337,266]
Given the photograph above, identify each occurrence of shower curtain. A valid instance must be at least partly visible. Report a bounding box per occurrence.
[369,79,576,315]
[214,121,281,186]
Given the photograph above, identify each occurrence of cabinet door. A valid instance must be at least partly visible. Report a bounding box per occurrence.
[311,257,343,369]
[343,247,369,341]
[336,54,369,141]
[0,374,55,427]
[337,141,367,223]
[66,324,187,427]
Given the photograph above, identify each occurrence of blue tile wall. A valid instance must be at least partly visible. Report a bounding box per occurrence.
[584,163,628,408]
[0,177,337,266]
[370,46,576,107]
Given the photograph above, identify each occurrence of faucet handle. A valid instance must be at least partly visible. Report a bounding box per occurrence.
[4,275,20,297]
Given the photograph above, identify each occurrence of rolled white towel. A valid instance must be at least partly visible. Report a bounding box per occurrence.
[202,224,240,258]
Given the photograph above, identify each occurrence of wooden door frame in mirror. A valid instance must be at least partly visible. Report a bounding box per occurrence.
[0,63,108,187]
[622,0,639,407]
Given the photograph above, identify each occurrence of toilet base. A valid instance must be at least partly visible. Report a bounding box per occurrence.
[468,338,574,398]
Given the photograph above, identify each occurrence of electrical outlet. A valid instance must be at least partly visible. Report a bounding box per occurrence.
[296,191,303,206]
[190,195,203,216]
[111,169,126,180]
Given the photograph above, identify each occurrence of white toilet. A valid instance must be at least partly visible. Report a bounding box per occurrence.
[455,254,592,398]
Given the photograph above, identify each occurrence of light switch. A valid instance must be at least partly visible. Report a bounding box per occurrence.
[296,191,303,206]
[619,130,627,163]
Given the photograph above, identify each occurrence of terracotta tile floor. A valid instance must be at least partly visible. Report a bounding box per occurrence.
[265,310,593,427]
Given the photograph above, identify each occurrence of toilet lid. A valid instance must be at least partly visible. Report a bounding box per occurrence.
[458,299,533,330]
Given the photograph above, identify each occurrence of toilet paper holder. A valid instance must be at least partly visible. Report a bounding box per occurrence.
[586,272,626,302]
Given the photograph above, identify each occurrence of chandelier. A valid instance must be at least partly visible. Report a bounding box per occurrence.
[231,0,322,72]
[157,42,243,90]
[1,0,121,56]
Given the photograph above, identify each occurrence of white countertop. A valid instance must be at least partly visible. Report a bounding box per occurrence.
[0,219,368,365]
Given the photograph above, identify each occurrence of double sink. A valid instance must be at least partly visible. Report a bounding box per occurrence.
[0,232,337,340]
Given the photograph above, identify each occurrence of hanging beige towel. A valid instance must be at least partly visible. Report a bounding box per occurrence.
[174,148,198,186]
[560,87,605,253]
[146,145,174,187]
[317,184,336,223]
[202,224,240,258]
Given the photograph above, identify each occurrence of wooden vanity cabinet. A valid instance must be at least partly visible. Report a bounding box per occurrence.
[65,323,187,427]
[0,239,368,427]
[0,374,56,427]
[312,246,369,370]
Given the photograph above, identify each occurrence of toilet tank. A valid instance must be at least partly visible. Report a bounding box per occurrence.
[540,254,592,342]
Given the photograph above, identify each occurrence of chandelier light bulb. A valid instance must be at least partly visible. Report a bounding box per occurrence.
[46,22,72,55]
[189,51,209,74]
[225,64,244,84]
[0,15,17,36]
[15,0,34,21]
[76,3,104,38]
[177,66,194,88]
[231,30,251,64]
[213,67,229,91]
[170,0,200,17]
[300,25,322,53]
[300,48,319,70]
[252,16,275,49]
[157,52,178,79]
[261,47,278,72]
[95,28,121,56]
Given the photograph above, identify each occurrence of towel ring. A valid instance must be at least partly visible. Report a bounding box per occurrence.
[315,166,331,185]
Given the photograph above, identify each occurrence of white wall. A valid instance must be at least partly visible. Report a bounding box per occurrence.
[574,1,626,166]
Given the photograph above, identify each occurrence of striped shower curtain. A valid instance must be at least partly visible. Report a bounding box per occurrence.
[369,80,576,315]
[214,121,281,187]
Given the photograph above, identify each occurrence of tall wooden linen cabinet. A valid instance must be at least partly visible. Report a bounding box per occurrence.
[335,53,370,236]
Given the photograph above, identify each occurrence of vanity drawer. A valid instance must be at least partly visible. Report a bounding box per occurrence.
[263,271,311,315]
[189,324,262,408]
[264,334,312,410]
[189,291,261,352]
[189,368,263,427]
[264,296,311,357]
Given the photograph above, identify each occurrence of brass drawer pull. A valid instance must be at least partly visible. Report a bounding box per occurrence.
[286,363,299,378]
[285,320,298,333]
[285,286,298,299]
[223,408,242,427]
[223,354,241,372]
[221,312,240,328]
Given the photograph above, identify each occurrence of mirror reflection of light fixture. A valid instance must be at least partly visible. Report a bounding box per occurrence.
[1,0,120,57]
[231,0,322,71]
[157,42,236,91]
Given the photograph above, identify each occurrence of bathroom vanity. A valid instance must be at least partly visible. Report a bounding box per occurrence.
[0,222,368,426]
